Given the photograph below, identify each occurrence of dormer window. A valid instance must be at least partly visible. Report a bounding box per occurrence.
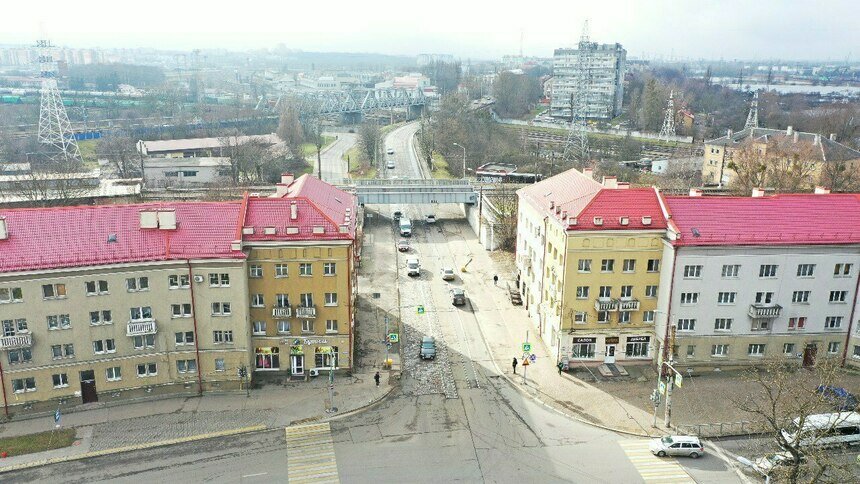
[593,217,603,226]
[642,216,652,225]
[619,217,629,226]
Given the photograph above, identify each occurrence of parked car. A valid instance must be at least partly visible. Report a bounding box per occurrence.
[425,214,436,223]
[753,452,805,476]
[451,288,466,306]
[440,267,456,281]
[386,148,395,155]
[397,239,410,252]
[649,435,704,458]
[419,336,436,360]
[817,385,858,411]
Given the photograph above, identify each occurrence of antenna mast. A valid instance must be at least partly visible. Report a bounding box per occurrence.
[744,91,759,129]
[658,90,676,141]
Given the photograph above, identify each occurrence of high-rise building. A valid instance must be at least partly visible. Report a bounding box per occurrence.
[550,42,626,120]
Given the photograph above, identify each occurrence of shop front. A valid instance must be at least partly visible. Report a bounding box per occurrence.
[563,333,654,365]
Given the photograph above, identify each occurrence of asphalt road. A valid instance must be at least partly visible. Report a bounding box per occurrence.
[313,131,357,183]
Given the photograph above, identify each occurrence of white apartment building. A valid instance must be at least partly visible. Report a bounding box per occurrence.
[551,42,626,120]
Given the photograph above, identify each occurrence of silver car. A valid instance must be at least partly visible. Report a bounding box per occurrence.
[649,436,704,458]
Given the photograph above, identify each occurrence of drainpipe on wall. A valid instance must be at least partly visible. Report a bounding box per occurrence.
[0,358,8,417]
[186,260,204,395]
[840,269,860,366]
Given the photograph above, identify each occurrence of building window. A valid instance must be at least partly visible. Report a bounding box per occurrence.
[574,312,587,324]
[2,318,27,336]
[133,334,155,349]
[177,359,197,374]
[249,265,263,278]
[717,292,736,304]
[251,294,265,308]
[126,277,149,292]
[175,331,194,345]
[92,339,115,354]
[275,264,289,277]
[829,290,848,303]
[784,343,795,356]
[758,264,778,278]
[721,264,740,278]
[47,314,71,330]
[601,259,615,272]
[755,292,774,304]
[598,286,612,299]
[89,310,112,325]
[315,346,339,368]
[277,320,291,334]
[302,320,314,333]
[168,274,190,289]
[683,265,702,279]
[85,280,109,295]
[211,302,232,316]
[571,343,595,359]
[711,344,729,357]
[137,363,157,377]
[12,377,36,393]
[619,312,631,324]
[215,359,226,372]
[748,344,766,356]
[130,306,153,321]
[51,343,75,359]
[751,318,771,331]
[326,319,338,333]
[791,291,810,304]
[577,259,591,273]
[252,321,266,335]
[853,345,860,359]
[323,263,336,276]
[276,294,290,308]
[714,318,733,331]
[788,317,806,330]
[325,293,338,306]
[171,303,192,317]
[796,264,816,277]
[597,311,611,323]
[625,341,649,358]
[8,348,32,364]
[42,283,67,299]
[299,263,313,276]
[686,345,695,358]
[827,342,840,354]
[643,311,655,323]
[622,259,636,273]
[647,259,660,272]
[213,330,234,344]
[680,292,699,305]
[620,286,633,298]
[576,286,589,299]
[0,287,23,303]
[300,293,314,307]
[209,273,231,287]
[825,316,843,329]
[106,367,122,381]
[834,263,853,277]
[677,319,696,331]
[52,373,69,388]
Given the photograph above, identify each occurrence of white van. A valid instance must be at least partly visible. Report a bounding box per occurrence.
[406,258,420,276]
[781,411,860,448]
[399,217,412,237]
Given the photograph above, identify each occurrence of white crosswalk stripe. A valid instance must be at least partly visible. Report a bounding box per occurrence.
[618,440,696,483]
[285,423,340,483]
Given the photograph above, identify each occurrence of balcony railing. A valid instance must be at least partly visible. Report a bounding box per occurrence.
[748,304,782,319]
[296,306,317,319]
[594,298,618,312]
[0,333,32,350]
[618,298,640,311]
[272,307,292,318]
[127,319,158,336]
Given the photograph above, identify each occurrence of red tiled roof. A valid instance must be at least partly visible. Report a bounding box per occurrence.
[0,202,244,274]
[665,194,860,247]
[573,188,668,230]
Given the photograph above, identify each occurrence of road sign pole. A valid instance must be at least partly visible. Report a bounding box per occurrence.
[523,330,528,385]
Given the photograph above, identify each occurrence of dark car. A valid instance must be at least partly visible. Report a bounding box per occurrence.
[451,288,466,306]
[817,385,858,411]
[393,210,402,221]
[420,337,436,360]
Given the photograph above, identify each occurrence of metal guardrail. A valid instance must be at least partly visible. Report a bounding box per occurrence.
[676,418,792,437]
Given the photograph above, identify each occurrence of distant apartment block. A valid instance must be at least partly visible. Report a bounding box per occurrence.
[551,42,626,120]
[417,54,454,67]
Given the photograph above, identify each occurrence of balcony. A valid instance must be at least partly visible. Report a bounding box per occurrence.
[748,304,782,319]
[0,333,32,350]
[296,306,317,319]
[594,298,618,312]
[272,307,292,318]
[127,319,158,336]
[618,298,640,312]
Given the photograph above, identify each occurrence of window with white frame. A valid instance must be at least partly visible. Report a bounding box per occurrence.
[249,265,263,278]
[574,312,587,323]
[175,331,194,345]
[275,264,288,277]
[784,343,795,356]
[7,348,32,364]
[647,259,660,272]
[796,264,816,277]
[325,293,338,306]
[717,292,736,304]
[276,294,290,308]
[834,263,853,277]
[168,274,190,289]
[299,263,313,276]
[130,306,153,321]
[92,339,116,354]
[12,377,36,393]
[177,359,197,374]
[677,319,696,331]
[827,342,840,354]
[571,343,595,359]
[326,319,338,333]
[89,310,112,325]
[755,292,774,304]
[748,344,766,356]
[792,291,810,304]
[687,345,695,358]
[215,359,226,372]
[829,290,848,303]
[601,259,615,272]
[788,317,806,330]
[51,343,75,359]
[721,264,740,278]
[598,286,612,299]
[171,303,192,317]
[680,292,699,305]
[622,259,636,273]
[577,259,592,272]
[106,366,122,381]
[714,318,733,331]
[576,286,589,299]
[252,321,266,335]
[42,283,66,299]
[251,294,265,307]
[0,287,23,303]
[302,320,314,333]
[209,273,231,287]
[825,316,843,329]
[620,286,633,298]
[854,345,860,359]
[323,262,336,276]
[751,319,771,331]
[683,265,702,278]
[47,314,71,330]
[625,341,648,357]
[300,293,314,307]
[126,277,149,292]
[137,362,157,377]
[277,320,291,334]
[52,373,69,388]
[133,334,155,349]
[711,344,729,357]
[643,311,655,323]
[645,285,658,298]
[618,312,631,324]
[213,330,234,344]
[85,280,109,295]
[759,265,778,278]
[211,302,232,315]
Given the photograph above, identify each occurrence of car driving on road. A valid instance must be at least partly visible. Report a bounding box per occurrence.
[386,148,395,155]
[440,267,455,281]
[397,239,410,252]
[451,288,466,306]
[649,435,704,458]
[419,336,436,360]
[425,214,436,224]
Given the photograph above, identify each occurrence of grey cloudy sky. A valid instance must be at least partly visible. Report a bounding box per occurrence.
[2,0,857,61]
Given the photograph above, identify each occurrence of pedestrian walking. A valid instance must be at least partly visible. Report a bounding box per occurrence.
[374,371,380,387]
[493,274,499,286]
[557,361,564,375]
[512,357,518,374]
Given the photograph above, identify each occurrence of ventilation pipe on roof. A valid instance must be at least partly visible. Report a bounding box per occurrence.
[0,216,7,240]
[830,133,837,141]
[582,167,594,179]
[814,186,831,195]
[786,126,794,136]
[290,202,298,220]
[752,187,766,198]
[602,176,618,189]
[689,188,703,197]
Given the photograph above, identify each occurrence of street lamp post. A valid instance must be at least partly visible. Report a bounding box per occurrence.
[452,143,466,179]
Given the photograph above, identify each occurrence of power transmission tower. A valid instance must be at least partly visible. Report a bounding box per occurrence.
[37,38,82,165]
[744,91,759,130]
[561,20,591,169]
[658,90,676,141]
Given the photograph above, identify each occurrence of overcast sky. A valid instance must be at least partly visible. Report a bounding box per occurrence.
[2,0,857,61]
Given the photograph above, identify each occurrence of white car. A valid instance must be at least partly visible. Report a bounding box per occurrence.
[386,159,395,169]
[386,148,395,155]
[649,435,704,458]
[440,267,455,281]
[753,452,804,475]
[425,214,436,224]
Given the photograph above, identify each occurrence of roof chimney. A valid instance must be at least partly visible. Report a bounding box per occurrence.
[689,188,703,197]
[274,183,289,197]
[727,128,733,138]
[793,131,799,143]
[139,209,158,229]
[290,201,298,220]
[0,216,7,240]
[602,176,618,189]
[814,134,821,146]
[281,173,295,185]
[616,182,631,189]
[829,133,836,141]
[582,167,594,179]
[549,200,555,210]
[157,209,177,230]
[752,187,766,198]
[786,126,794,136]
[814,186,831,195]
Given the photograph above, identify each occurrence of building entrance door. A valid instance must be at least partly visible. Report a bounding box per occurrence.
[291,355,305,375]
[604,345,616,364]
[79,370,98,404]
[803,344,817,368]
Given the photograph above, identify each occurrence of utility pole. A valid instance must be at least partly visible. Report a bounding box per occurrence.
[658,90,676,142]
[523,330,529,385]
[663,325,677,428]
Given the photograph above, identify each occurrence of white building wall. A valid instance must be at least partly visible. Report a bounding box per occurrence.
[515,200,547,330]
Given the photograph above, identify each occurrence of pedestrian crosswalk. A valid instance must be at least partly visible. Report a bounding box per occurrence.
[285,422,340,483]
[618,440,695,483]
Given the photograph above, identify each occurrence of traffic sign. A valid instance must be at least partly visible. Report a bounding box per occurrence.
[675,373,683,388]
[417,306,425,314]
[521,358,530,366]
[659,381,666,395]
[522,342,532,353]
[387,333,399,343]
[529,354,537,362]
[54,409,61,424]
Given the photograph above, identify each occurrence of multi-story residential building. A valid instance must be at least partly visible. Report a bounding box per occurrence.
[550,41,626,120]
[516,168,667,366]
[0,204,252,415]
[241,174,359,377]
[655,192,860,370]
[701,126,860,187]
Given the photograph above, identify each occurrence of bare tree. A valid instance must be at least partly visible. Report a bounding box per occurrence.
[96,130,140,178]
[357,122,381,168]
[728,138,818,194]
[277,98,305,160]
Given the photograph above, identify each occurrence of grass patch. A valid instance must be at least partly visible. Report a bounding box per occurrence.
[0,428,77,457]
[429,152,455,179]
[77,140,99,168]
[343,146,376,179]
[300,135,337,157]
[283,157,313,176]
